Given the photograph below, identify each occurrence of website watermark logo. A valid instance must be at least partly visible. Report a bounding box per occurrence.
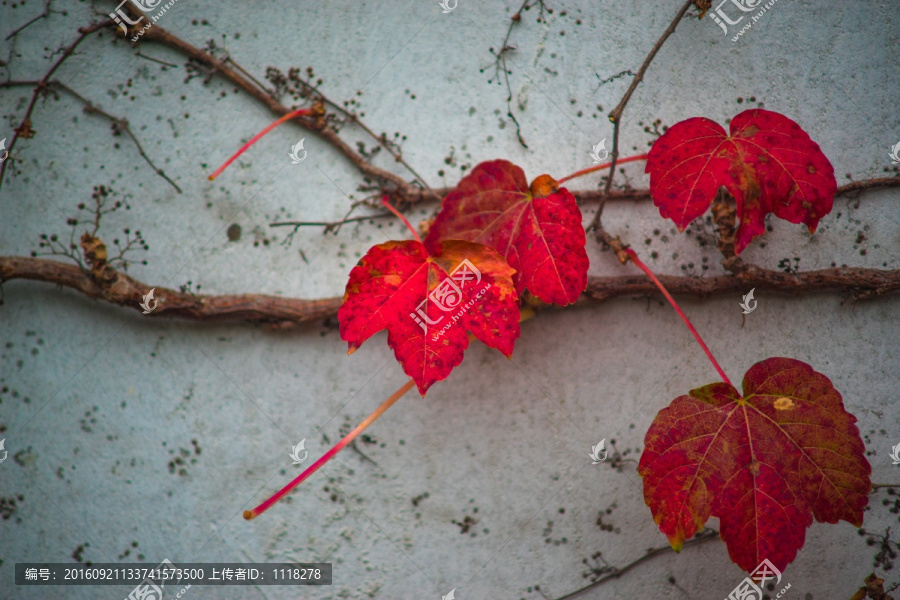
[110,0,184,43]
[724,559,789,600]
[0,439,7,464]
[739,288,757,314]
[409,259,491,342]
[889,442,900,465]
[110,0,146,35]
[289,439,308,465]
[140,288,158,314]
[438,0,458,13]
[589,439,608,464]
[708,0,779,42]
[124,558,191,600]
[0,138,9,163]
[590,139,609,164]
[289,139,307,164]
[889,141,900,165]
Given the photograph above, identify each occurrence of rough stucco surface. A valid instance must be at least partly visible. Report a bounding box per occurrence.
[1,1,899,599]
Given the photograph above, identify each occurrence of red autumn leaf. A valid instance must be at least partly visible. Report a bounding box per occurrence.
[638,357,870,574]
[424,160,588,306]
[646,109,836,254]
[338,238,520,395]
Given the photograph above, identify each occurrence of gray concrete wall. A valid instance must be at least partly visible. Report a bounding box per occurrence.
[1,1,898,598]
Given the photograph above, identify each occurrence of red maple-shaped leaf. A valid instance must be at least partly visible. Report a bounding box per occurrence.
[638,357,870,574]
[338,239,520,395]
[424,160,588,305]
[646,109,836,254]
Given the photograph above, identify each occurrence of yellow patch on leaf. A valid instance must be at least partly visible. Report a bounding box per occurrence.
[774,397,794,410]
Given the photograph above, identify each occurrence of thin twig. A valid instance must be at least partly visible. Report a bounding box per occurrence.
[835,176,900,196]
[593,69,635,93]
[603,0,694,195]
[270,213,392,235]
[0,19,112,190]
[135,51,178,68]
[224,56,275,98]
[588,0,695,245]
[488,0,546,148]
[552,528,720,600]
[872,484,900,491]
[1,79,182,193]
[4,0,59,41]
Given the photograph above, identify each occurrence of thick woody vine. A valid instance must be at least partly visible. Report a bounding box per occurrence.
[3,5,899,316]
[1,1,899,597]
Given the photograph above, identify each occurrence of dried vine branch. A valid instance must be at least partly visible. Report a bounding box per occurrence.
[0,256,341,327]
[10,11,893,221]
[263,66,430,188]
[259,175,900,231]
[571,176,900,207]
[584,265,900,302]
[4,10,897,322]
[2,6,435,201]
[3,254,898,327]
[126,17,439,205]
